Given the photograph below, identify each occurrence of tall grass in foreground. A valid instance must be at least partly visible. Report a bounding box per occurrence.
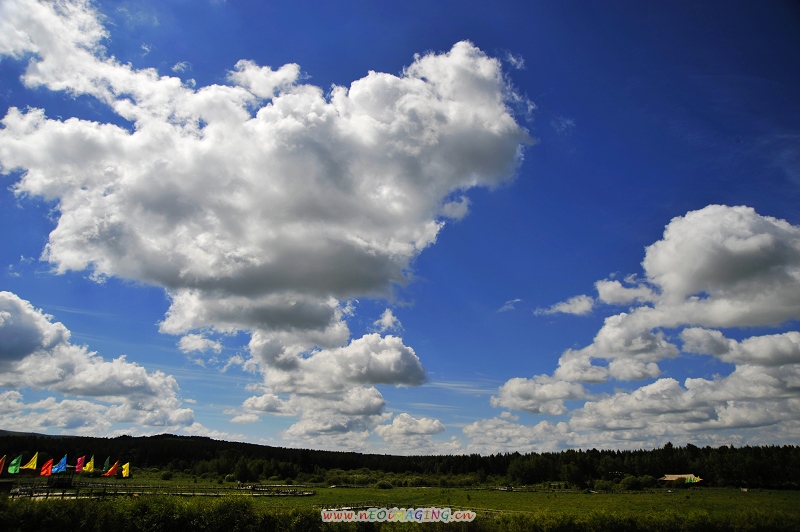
[2,494,799,531]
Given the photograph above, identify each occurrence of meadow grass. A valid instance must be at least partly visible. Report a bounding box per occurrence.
[255,485,800,515]
[3,486,799,531]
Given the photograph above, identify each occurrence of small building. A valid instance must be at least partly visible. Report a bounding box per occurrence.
[659,474,702,484]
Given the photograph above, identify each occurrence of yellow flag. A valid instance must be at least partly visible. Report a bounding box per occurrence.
[20,452,38,470]
[83,455,95,473]
[122,462,130,478]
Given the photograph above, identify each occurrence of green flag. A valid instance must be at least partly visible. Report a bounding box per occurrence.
[103,456,110,473]
[8,455,22,474]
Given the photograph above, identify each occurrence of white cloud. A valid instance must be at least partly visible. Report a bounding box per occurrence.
[240,392,287,414]
[491,375,587,415]
[607,358,660,381]
[373,308,401,333]
[376,412,445,437]
[535,294,594,316]
[0,1,532,446]
[642,205,800,326]
[375,413,454,455]
[497,298,522,312]
[172,61,190,73]
[588,312,679,362]
[0,291,195,432]
[225,334,425,441]
[0,392,110,435]
[553,350,608,383]
[0,292,69,366]
[178,333,222,354]
[462,417,572,454]
[253,333,426,395]
[550,115,575,135]
[595,279,657,305]
[682,328,800,367]
[504,52,525,70]
[567,365,800,445]
[229,413,260,424]
[227,60,300,99]
[0,2,529,343]
[280,387,391,451]
[440,195,471,219]
[491,205,800,448]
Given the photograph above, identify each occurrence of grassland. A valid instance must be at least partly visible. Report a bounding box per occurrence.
[3,482,799,531]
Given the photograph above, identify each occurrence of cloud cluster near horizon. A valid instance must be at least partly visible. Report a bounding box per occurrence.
[0,0,529,449]
[0,291,200,435]
[483,205,800,452]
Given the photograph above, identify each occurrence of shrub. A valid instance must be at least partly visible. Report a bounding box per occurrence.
[640,475,657,488]
[593,479,614,491]
[620,475,642,491]
[160,471,173,481]
[375,480,393,489]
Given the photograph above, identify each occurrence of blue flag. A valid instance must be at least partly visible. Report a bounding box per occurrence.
[51,455,68,474]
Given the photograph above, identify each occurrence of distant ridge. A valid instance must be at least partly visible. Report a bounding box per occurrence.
[0,429,68,439]
[1,430,798,489]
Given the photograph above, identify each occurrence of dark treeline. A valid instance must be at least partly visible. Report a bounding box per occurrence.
[1,431,798,489]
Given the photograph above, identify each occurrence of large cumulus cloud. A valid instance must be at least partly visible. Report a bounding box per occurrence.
[0,0,531,446]
[0,0,529,341]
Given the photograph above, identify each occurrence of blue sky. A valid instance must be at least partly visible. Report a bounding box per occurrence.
[1,0,800,454]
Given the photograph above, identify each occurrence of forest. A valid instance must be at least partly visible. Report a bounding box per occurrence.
[1,431,799,490]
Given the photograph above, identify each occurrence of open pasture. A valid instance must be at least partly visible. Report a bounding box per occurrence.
[3,485,799,531]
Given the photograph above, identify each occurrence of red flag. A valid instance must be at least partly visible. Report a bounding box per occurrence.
[75,456,85,473]
[40,459,53,477]
[101,461,119,477]
[0,455,6,475]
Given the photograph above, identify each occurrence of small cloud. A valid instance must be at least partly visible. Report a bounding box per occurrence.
[497,298,522,312]
[230,413,260,424]
[505,52,525,70]
[551,115,575,135]
[373,308,401,333]
[440,195,470,219]
[140,43,152,56]
[595,279,657,305]
[535,294,594,316]
[222,354,245,373]
[178,333,222,354]
[172,61,191,73]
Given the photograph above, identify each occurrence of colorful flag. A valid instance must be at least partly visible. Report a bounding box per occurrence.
[20,452,38,471]
[122,462,130,478]
[75,456,85,473]
[83,456,94,473]
[52,455,67,474]
[102,456,110,473]
[8,455,22,474]
[0,455,5,475]
[102,461,119,477]
[40,459,53,477]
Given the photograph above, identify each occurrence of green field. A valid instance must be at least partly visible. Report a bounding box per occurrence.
[251,486,800,527]
[258,485,800,514]
[3,485,799,531]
